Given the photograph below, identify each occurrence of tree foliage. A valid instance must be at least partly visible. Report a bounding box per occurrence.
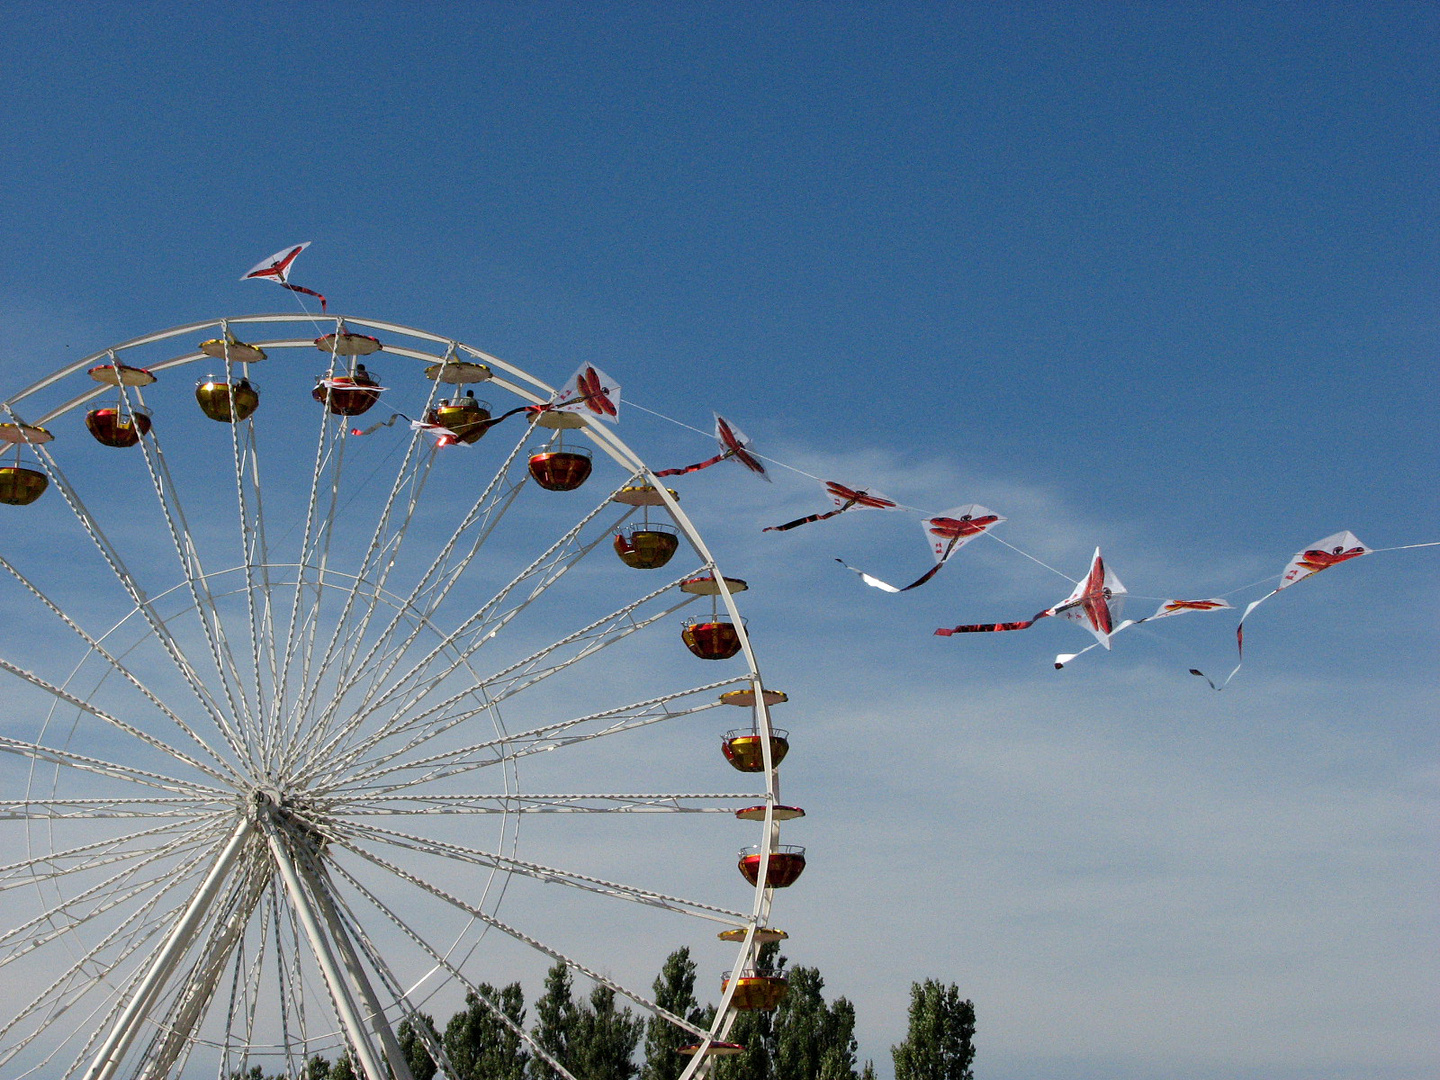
[445,984,529,1080]
[641,947,709,1080]
[891,980,976,1080]
[571,983,644,1080]
[529,964,580,1080]
[398,1013,440,1080]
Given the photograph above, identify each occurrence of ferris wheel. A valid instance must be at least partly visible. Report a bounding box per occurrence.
[0,314,803,1080]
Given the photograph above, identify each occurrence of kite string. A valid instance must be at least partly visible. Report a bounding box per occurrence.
[625,400,828,485]
[1371,541,1440,552]
[982,532,1076,584]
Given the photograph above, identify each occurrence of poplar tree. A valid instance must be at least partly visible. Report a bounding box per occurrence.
[445,984,528,1080]
[891,980,975,1080]
[397,1013,439,1080]
[571,983,644,1080]
[641,947,709,1080]
[529,964,580,1080]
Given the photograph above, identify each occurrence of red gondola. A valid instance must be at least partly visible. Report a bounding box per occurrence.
[85,406,152,448]
[313,364,383,416]
[528,447,593,491]
[737,845,806,888]
[682,617,741,660]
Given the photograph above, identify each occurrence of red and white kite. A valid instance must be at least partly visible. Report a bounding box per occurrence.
[241,242,327,310]
[655,415,769,481]
[547,363,620,423]
[1192,530,1369,689]
[838,504,1004,592]
[936,547,1126,648]
[1054,596,1232,669]
[764,480,898,533]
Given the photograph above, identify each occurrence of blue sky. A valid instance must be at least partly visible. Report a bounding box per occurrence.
[1,4,1436,1078]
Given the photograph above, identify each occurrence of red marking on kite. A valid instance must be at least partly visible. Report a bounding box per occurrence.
[576,367,617,417]
[824,481,896,510]
[927,514,999,541]
[1292,545,1367,577]
[1160,599,1227,614]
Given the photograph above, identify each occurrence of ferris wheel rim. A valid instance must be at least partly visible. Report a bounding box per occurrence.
[0,312,791,1080]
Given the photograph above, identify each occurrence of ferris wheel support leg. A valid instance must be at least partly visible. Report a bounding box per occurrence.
[136,863,272,1080]
[302,860,417,1080]
[264,823,414,1080]
[82,818,255,1080]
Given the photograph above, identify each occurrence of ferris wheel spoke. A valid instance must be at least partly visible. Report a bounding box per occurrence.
[336,820,746,924]
[336,456,626,722]
[0,651,236,790]
[0,554,245,786]
[284,459,532,775]
[0,824,236,1078]
[335,835,714,1044]
[286,416,445,760]
[0,737,225,802]
[289,473,637,783]
[0,796,230,820]
[0,820,225,961]
[24,438,254,772]
[310,572,701,792]
[327,679,735,795]
[314,423,533,724]
[326,857,581,1080]
[127,417,262,743]
[0,815,220,890]
[333,793,747,815]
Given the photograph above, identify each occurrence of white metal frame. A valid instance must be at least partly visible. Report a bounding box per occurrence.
[0,314,792,1079]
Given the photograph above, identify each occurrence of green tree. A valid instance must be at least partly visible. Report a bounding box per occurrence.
[642,947,710,1080]
[771,967,859,1080]
[891,980,975,1080]
[327,1055,357,1080]
[398,1013,440,1080]
[528,964,580,1080]
[571,983,643,1080]
[445,983,529,1080]
[302,1055,330,1080]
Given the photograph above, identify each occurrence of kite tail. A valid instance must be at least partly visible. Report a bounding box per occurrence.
[764,499,858,533]
[654,451,728,477]
[282,283,327,311]
[1190,592,1270,690]
[836,558,947,593]
[935,613,1047,637]
[351,412,410,437]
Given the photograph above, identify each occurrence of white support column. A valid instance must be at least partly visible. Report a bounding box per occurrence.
[136,861,271,1080]
[263,820,394,1080]
[83,818,254,1080]
[300,860,416,1080]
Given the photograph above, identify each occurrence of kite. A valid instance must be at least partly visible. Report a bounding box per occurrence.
[838,504,1004,592]
[936,547,1126,648]
[1191,530,1369,689]
[241,242,327,310]
[551,363,620,422]
[655,415,769,480]
[764,480,898,533]
[1054,597,1232,669]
